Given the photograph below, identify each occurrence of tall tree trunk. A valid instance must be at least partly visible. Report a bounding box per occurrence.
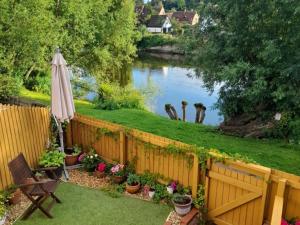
[25,65,35,80]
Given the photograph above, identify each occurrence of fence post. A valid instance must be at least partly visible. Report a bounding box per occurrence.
[66,122,73,148]
[119,131,126,164]
[192,154,199,198]
[271,179,287,225]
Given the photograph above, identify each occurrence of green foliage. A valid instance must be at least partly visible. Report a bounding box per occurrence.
[72,145,82,156]
[172,193,191,204]
[0,0,138,86]
[193,185,205,209]
[137,34,178,49]
[0,76,21,101]
[0,192,6,218]
[185,1,300,122]
[153,184,169,203]
[126,173,140,186]
[24,73,51,95]
[96,82,145,110]
[289,118,300,145]
[39,150,66,167]
[140,172,157,188]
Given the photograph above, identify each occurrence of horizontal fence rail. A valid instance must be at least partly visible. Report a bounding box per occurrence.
[0,104,50,190]
[68,114,300,225]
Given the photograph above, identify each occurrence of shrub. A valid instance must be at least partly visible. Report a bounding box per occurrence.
[0,193,6,218]
[96,82,145,110]
[289,118,300,144]
[153,184,169,203]
[137,34,177,49]
[24,73,51,95]
[0,76,21,101]
[126,173,140,186]
[82,149,102,172]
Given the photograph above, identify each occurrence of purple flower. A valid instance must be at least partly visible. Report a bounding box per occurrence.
[170,181,177,191]
[78,153,86,162]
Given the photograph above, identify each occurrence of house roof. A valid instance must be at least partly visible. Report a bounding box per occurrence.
[135,5,151,21]
[147,15,168,28]
[172,11,198,24]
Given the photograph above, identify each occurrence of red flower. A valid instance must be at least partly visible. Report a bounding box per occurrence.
[97,162,106,172]
[281,219,289,225]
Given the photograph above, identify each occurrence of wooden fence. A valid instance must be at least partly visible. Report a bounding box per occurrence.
[67,114,300,225]
[0,104,50,190]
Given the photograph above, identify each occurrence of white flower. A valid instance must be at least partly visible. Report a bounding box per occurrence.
[95,154,98,157]
[90,156,93,159]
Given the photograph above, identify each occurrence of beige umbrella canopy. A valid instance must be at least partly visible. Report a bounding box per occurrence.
[51,51,75,121]
[51,50,75,179]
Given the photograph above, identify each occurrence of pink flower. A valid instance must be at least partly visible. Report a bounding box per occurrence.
[97,163,106,172]
[78,153,86,162]
[170,181,177,191]
[295,221,300,225]
[281,219,289,225]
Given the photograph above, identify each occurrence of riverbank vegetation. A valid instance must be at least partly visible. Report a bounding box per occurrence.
[0,0,138,90]
[21,89,300,175]
[183,0,300,142]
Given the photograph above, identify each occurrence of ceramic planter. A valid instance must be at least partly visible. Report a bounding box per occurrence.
[173,196,192,216]
[93,171,105,179]
[112,175,125,184]
[65,154,78,166]
[167,186,174,194]
[9,189,21,205]
[148,190,155,199]
[126,183,140,194]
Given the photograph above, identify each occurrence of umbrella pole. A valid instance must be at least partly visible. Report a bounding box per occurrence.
[54,117,69,180]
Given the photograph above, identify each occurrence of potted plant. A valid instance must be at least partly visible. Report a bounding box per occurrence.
[172,193,192,216]
[65,145,82,166]
[39,150,66,179]
[148,184,156,199]
[0,193,6,225]
[7,185,21,205]
[81,149,101,172]
[281,218,300,225]
[94,162,106,178]
[167,181,177,194]
[110,164,125,184]
[126,173,140,194]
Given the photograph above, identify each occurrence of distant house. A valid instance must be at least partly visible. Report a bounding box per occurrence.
[153,5,165,15]
[172,11,199,25]
[146,15,172,33]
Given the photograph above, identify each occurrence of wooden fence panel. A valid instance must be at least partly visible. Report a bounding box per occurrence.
[0,104,50,190]
[68,113,300,225]
[205,161,271,225]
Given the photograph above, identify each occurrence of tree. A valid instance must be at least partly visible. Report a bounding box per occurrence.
[0,0,138,85]
[185,0,300,124]
[177,0,186,10]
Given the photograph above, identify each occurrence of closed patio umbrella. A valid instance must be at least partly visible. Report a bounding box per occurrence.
[51,49,75,179]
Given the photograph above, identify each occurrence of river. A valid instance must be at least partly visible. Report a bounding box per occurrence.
[131,54,222,125]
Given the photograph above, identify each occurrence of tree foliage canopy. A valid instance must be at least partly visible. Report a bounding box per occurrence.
[185,0,300,120]
[0,0,139,80]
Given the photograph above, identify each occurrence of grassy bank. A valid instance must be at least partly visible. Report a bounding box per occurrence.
[21,89,300,175]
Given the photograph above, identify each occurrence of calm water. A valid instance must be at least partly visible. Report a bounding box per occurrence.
[131,55,222,125]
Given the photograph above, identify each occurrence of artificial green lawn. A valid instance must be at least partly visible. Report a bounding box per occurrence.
[21,89,300,175]
[15,183,171,225]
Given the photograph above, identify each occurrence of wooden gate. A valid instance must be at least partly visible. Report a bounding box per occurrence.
[205,160,271,225]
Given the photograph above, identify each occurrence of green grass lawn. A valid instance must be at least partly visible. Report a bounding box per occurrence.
[20,89,300,175]
[15,183,171,225]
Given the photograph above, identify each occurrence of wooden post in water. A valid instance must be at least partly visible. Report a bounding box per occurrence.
[182,101,188,122]
[194,103,206,124]
[165,104,179,120]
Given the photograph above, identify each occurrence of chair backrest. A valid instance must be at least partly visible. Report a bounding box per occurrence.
[8,153,34,186]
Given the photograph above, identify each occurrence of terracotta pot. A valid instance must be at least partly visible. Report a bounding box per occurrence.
[93,171,105,179]
[126,183,140,194]
[65,154,78,166]
[112,175,124,184]
[9,189,21,205]
[172,196,192,216]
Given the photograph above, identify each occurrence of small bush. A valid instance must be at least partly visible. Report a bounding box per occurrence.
[24,73,51,95]
[137,34,177,49]
[96,82,145,110]
[289,118,300,144]
[0,76,21,101]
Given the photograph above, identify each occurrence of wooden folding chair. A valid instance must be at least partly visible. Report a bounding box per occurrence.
[8,153,62,219]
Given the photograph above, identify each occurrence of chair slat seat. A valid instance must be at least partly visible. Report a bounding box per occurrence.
[8,153,62,219]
